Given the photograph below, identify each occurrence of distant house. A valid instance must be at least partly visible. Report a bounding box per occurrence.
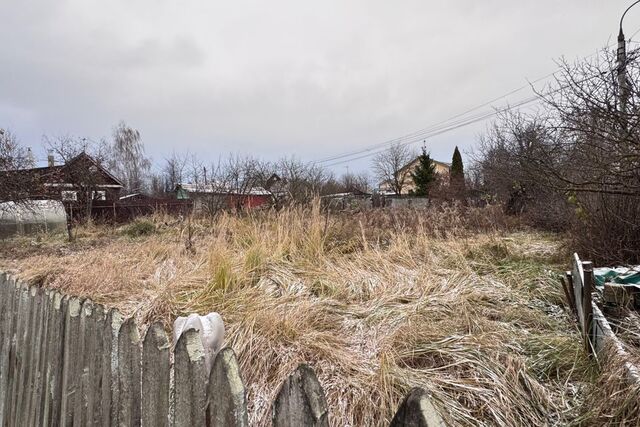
[174,183,273,211]
[378,157,450,194]
[1,152,123,203]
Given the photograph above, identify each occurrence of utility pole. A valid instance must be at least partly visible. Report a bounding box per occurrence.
[617,1,640,113]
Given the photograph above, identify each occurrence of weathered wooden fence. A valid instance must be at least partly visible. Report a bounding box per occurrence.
[562,253,640,385]
[0,272,447,426]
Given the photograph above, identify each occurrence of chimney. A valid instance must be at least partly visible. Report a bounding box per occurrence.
[26,147,35,168]
[47,150,55,167]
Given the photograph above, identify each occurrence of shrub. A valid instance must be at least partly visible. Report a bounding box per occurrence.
[122,219,156,237]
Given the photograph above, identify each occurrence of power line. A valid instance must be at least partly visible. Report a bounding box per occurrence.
[313,34,634,167]
[321,96,541,168]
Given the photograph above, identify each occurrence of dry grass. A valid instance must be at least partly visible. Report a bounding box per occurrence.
[0,204,595,426]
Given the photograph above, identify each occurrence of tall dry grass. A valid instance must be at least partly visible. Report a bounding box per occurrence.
[0,204,593,426]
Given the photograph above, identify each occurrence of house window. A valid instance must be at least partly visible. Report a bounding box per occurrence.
[61,191,77,201]
[92,190,106,201]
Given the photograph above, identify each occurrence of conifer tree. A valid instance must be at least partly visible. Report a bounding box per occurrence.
[450,146,465,195]
[410,148,436,196]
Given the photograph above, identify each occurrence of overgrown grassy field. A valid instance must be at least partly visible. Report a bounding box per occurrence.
[0,205,601,426]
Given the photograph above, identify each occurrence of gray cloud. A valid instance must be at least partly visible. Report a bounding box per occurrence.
[0,1,634,172]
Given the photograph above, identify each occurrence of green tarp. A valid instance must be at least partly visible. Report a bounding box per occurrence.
[594,266,640,287]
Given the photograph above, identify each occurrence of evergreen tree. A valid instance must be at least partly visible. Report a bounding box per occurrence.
[410,148,436,196]
[451,146,464,181]
[450,146,465,195]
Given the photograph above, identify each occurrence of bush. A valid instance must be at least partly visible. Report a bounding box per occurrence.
[122,219,156,237]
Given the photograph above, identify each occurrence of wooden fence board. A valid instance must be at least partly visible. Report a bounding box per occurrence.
[10,284,30,425]
[74,299,97,427]
[206,347,248,427]
[142,322,170,427]
[90,304,107,426]
[117,317,142,427]
[107,309,123,427]
[60,296,82,426]
[173,328,207,427]
[272,364,329,427]
[27,288,47,426]
[389,387,446,427]
[0,276,17,425]
[42,291,66,427]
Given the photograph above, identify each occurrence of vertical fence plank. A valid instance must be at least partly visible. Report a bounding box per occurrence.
[9,283,30,425]
[90,304,107,426]
[142,322,170,427]
[272,364,329,427]
[173,328,207,427]
[206,347,248,427]
[28,288,49,426]
[118,317,141,427]
[0,275,17,426]
[60,296,83,426]
[582,261,594,355]
[107,309,123,427]
[74,299,97,426]
[24,287,41,425]
[389,388,446,427]
[42,292,66,427]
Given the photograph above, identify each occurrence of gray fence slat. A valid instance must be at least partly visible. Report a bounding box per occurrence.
[107,309,124,427]
[173,328,207,427]
[142,322,170,427]
[91,304,107,426]
[60,296,83,426]
[389,388,446,427]
[272,364,329,427]
[0,276,18,425]
[27,288,48,426]
[206,347,248,427]
[10,283,31,425]
[45,293,68,427]
[118,317,142,427]
[19,286,40,426]
[74,299,97,427]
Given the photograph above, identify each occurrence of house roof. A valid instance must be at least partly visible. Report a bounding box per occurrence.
[7,152,124,188]
[398,156,451,175]
[177,183,272,196]
[378,155,451,187]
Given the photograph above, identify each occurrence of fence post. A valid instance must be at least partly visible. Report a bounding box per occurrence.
[272,364,329,427]
[142,322,170,427]
[582,261,594,355]
[118,317,142,427]
[173,328,207,427]
[562,271,576,315]
[389,388,446,427]
[206,347,248,427]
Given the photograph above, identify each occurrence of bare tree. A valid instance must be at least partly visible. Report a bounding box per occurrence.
[475,45,640,262]
[162,151,188,192]
[372,143,414,194]
[111,121,151,194]
[43,135,113,218]
[339,171,371,193]
[276,156,327,204]
[0,129,50,206]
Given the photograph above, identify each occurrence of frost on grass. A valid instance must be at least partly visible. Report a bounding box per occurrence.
[0,207,593,426]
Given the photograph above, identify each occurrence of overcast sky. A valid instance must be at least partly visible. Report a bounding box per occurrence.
[1,1,637,174]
